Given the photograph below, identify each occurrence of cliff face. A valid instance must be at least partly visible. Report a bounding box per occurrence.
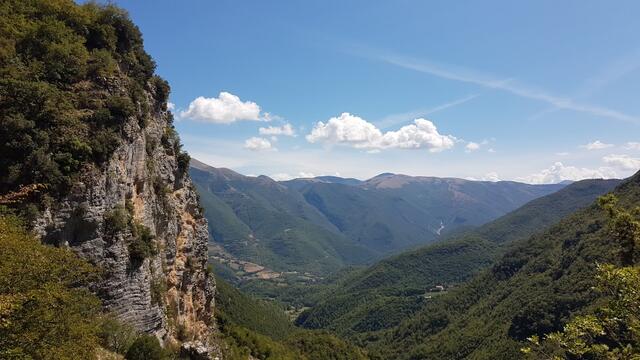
[32,81,215,348]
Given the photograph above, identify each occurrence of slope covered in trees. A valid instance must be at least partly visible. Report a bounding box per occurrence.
[362,171,639,359]
[190,159,375,274]
[295,178,620,337]
[214,276,368,360]
[192,158,567,277]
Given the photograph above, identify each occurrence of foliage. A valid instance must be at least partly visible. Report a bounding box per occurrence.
[0,215,102,359]
[524,194,640,359]
[215,276,295,340]
[98,315,138,355]
[214,276,368,359]
[125,334,168,360]
[104,204,130,234]
[129,222,156,263]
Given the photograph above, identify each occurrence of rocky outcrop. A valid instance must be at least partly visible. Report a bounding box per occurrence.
[33,80,216,351]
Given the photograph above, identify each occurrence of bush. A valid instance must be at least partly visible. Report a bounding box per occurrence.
[106,95,135,121]
[104,205,130,234]
[152,75,170,106]
[125,334,167,360]
[99,315,137,355]
[150,277,166,306]
[177,151,190,173]
[128,222,156,263]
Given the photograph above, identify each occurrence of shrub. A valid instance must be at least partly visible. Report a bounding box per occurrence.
[176,151,190,174]
[150,277,166,306]
[129,222,156,263]
[104,205,130,234]
[125,334,167,360]
[151,75,170,106]
[106,95,135,121]
[98,315,137,355]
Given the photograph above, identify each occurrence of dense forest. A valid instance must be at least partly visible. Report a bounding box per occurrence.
[295,179,620,336]
[362,172,640,358]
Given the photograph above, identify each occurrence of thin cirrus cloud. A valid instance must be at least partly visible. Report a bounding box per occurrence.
[375,94,478,129]
[580,140,614,150]
[259,123,296,137]
[306,112,456,152]
[244,137,274,151]
[367,51,640,124]
[180,91,264,124]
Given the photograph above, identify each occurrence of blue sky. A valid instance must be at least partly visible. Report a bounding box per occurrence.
[109,0,640,183]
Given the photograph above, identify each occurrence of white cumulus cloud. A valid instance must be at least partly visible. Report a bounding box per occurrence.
[259,123,295,137]
[167,102,175,111]
[306,112,455,152]
[580,140,614,150]
[244,137,274,151]
[603,154,640,171]
[181,92,262,124]
[519,162,617,184]
[465,142,480,152]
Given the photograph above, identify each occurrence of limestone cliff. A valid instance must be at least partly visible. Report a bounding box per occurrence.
[32,79,216,351]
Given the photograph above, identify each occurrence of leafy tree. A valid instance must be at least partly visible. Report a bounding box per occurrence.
[125,334,167,360]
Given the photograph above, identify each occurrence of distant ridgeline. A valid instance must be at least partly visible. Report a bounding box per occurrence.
[190,158,567,277]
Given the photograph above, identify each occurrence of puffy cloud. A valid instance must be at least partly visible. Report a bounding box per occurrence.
[306,112,455,152]
[167,102,175,111]
[625,142,640,150]
[519,162,617,184]
[244,137,273,151]
[465,142,480,152]
[603,154,640,171]
[580,140,613,150]
[181,92,262,123]
[259,123,295,137]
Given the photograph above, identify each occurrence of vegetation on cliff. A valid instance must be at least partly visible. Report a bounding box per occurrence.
[0,0,183,221]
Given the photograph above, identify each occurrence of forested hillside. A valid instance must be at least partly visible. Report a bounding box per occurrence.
[296,178,620,337]
[362,171,640,359]
[190,159,375,275]
[214,276,368,359]
[192,159,567,278]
